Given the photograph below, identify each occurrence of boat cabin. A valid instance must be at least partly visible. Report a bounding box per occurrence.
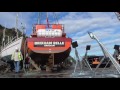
[31,24,66,38]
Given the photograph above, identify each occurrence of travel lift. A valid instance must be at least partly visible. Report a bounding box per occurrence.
[71,32,120,78]
[88,32,120,77]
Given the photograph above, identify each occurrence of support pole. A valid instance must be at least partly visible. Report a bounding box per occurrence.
[73,48,83,74]
[83,50,93,71]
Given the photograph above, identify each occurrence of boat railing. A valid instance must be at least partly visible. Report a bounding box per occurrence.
[1,36,20,51]
[34,24,65,32]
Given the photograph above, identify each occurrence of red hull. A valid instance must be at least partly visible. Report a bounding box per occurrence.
[28,47,71,65]
[26,24,72,66]
[26,37,72,64]
[27,37,72,54]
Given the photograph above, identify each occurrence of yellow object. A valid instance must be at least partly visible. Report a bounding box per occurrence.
[18,52,23,61]
[11,51,23,61]
[92,60,100,64]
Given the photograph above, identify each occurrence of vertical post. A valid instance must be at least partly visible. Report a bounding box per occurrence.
[2,38,4,48]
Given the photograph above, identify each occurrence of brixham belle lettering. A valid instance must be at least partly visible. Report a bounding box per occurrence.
[34,41,65,47]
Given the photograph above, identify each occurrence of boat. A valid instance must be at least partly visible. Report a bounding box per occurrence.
[26,12,72,68]
[87,55,111,68]
[0,37,24,62]
[0,13,25,64]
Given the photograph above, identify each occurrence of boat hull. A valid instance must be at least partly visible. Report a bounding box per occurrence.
[27,37,72,65]
[0,37,24,62]
[28,47,71,65]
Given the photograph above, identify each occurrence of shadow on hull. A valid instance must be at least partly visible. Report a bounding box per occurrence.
[28,47,71,65]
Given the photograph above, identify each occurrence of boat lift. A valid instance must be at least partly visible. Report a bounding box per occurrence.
[88,32,120,75]
[71,32,120,78]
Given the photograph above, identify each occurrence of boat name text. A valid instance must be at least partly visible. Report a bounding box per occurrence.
[34,41,65,47]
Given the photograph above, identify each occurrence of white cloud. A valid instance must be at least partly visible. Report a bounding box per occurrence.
[58,12,120,35]
[1,12,120,57]
[72,28,116,46]
[0,12,35,34]
[0,12,16,27]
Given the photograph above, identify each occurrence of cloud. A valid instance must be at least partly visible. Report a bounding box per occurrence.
[58,12,120,35]
[0,12,35,35]
[1,12,120,57]
[0,12,16,27]
[71,28,115,45]
[57,12,120,56]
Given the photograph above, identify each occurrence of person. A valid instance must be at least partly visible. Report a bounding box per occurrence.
[117,52,120,64]
[11,47,23,73]
[25,54,30,70]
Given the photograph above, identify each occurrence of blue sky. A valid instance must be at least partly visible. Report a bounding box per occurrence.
[0,12,120,58]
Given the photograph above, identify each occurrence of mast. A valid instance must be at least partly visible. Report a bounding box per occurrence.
[21,22,26,36]
[2,26,6,47]
[20,13,26,36]
[46,12,49,28]
[37,12,40,24]
[15,13,19,39]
